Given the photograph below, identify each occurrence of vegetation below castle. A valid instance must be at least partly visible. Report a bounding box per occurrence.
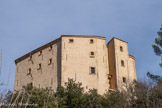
[1,78,162,108]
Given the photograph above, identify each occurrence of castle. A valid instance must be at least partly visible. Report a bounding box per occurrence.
[14,35,137,94]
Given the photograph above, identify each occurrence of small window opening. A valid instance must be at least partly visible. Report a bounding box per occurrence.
[49,46,52,51]
[29,54,33,64]
[38,51,42,56]
[90,39,94,44]
[91,52,94,56]
[123,77,126,83]
[90,52,95,58]
[38,63,42,70]
[69,39,74,43]
[121,60,124,67]
[90,67,95,74]
[120,46,123,52]
[27,68,31,75]
[48,58,52,65]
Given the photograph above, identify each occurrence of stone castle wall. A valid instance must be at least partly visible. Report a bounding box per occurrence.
[14,35,137,94]
[14,39,61,91]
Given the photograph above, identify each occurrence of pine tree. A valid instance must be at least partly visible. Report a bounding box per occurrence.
[147,24,162,82]
[152,24,162,67]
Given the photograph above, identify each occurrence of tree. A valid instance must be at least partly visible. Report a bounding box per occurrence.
[152,24,162,67]
[148,83,162,107]
[4,83,58,108]
[82,89,103,108]
[56,78,84,108]
[103,90,129,108]
[2,78,162,108]
[0,51,11,105]
[147,72,162,83]
[147,24,162,82]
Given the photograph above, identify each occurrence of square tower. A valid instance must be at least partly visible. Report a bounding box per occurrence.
[107,37,136,90]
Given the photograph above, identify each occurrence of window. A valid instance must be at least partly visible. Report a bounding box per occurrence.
[27,68,31,75]
[37,63,41,70]
[91,52,94,56]
[90,52,95,58]
[29,54,33,64]
[123,77,126,83]
[38,51,42,56]
[49,46,52,51]
[120,46,123,52]
[69,39,74,43]
[90,67,95,74]
[90,39,94,44]
[48,58,52,65]
[121,60,124,67]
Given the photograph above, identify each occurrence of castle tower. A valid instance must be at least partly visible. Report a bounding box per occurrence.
[61,36,109,94]
[107,38,136,90]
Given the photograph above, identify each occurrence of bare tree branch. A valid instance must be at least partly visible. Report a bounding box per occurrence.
[3,67,11,99]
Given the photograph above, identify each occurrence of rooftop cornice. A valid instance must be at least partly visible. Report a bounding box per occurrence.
[129,54,135,60]
[61,35,106,40]
[107,37,128,45]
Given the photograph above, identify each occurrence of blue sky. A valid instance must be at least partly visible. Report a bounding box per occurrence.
[0,0,162,90]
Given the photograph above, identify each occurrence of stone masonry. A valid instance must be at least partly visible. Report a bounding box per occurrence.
[14,35,137,94]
